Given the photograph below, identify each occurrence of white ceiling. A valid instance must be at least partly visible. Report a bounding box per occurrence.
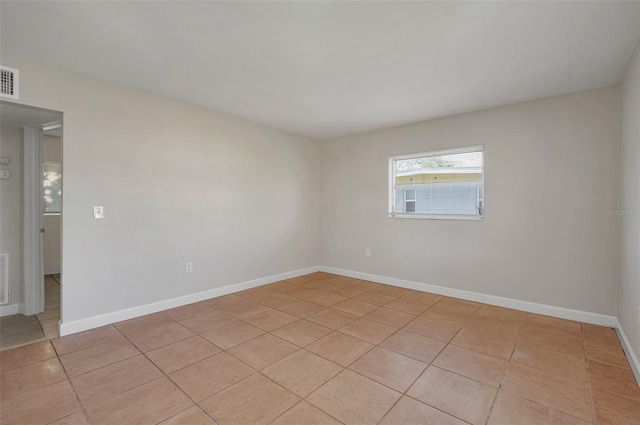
[0,102,62,129]
[1,1,639,140]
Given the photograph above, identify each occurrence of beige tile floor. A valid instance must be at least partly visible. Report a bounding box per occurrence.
[0,274,60,350]
[0,272,639,424]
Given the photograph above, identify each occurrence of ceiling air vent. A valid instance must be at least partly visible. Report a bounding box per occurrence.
[0,66,19,100]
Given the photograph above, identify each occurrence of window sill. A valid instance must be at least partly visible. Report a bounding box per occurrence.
[388,213,483,221]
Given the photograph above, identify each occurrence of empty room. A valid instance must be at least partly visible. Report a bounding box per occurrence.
[1,1,639,424]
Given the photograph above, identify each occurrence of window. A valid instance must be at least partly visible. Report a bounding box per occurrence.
[43,161,61,214]
[389,145,484,219]
[404,189,416,213]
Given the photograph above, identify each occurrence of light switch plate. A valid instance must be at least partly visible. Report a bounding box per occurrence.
[93,206,104,219]
[0,157,8,165]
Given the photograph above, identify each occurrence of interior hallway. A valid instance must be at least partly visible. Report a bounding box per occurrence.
[0,274,60,350]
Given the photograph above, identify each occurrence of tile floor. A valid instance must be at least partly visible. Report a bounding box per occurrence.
[0,272,639,424]
[0,274,61,349]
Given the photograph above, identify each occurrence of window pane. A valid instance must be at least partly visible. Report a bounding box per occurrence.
[43,162,62,213]
[390,146,483,218]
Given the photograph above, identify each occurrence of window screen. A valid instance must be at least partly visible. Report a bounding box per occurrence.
[389,145,484,219]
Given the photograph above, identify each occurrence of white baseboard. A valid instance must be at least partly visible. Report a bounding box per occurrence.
[59,266,320,336]
[615,318,640,386]
[0,303,24,317]
[58,263,617,336]
[319,266,617,327]
[56,263,638,387]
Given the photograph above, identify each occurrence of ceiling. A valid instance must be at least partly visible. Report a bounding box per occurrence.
[1,1,639,140]
[0,102,62,129]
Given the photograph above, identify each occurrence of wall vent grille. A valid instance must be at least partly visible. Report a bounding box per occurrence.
[0,254,8,305]
[0,66,19,100]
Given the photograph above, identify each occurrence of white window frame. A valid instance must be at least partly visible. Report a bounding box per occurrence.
[389,145,484,220]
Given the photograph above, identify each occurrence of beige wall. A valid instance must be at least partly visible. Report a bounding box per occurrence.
[0,127,23,306]
[321,86,620,316]
[43,135,61,274]
[619,41,640,360]
[1,54,625,335]
[2,55,321,324]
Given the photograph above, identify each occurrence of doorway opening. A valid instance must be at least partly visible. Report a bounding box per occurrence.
[0,101,63,350]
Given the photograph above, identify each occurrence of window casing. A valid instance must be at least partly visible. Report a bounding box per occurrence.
[389,145,484,220]
[43,161,61,214]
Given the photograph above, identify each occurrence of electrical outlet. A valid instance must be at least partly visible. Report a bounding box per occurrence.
[185,262,193,273]
[330,247,335,254]
[0,170,10,180]
[365,248,371,257]
[93,206,104,219]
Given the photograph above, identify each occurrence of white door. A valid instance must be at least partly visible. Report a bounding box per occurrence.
[22,127,44,315]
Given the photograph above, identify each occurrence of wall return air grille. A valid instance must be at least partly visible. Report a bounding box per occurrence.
[0,66,19,100]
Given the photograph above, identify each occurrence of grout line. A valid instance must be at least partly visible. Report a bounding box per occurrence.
[374,335,441,423]
[384,301,528,425]
[52,341,98,425]
[489,314,597,424]
[4,277,339,424]
[400,391,476,425]
[288,294,473,423]
[267,399,345,425]
[4,273,629,425]
[582,323,599,425]
[257,369,331,423]
[481,311,527,425]
[52,325,160,413]
[375,397,405,425]
[404,300,495,425]
[111,321,218,422]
